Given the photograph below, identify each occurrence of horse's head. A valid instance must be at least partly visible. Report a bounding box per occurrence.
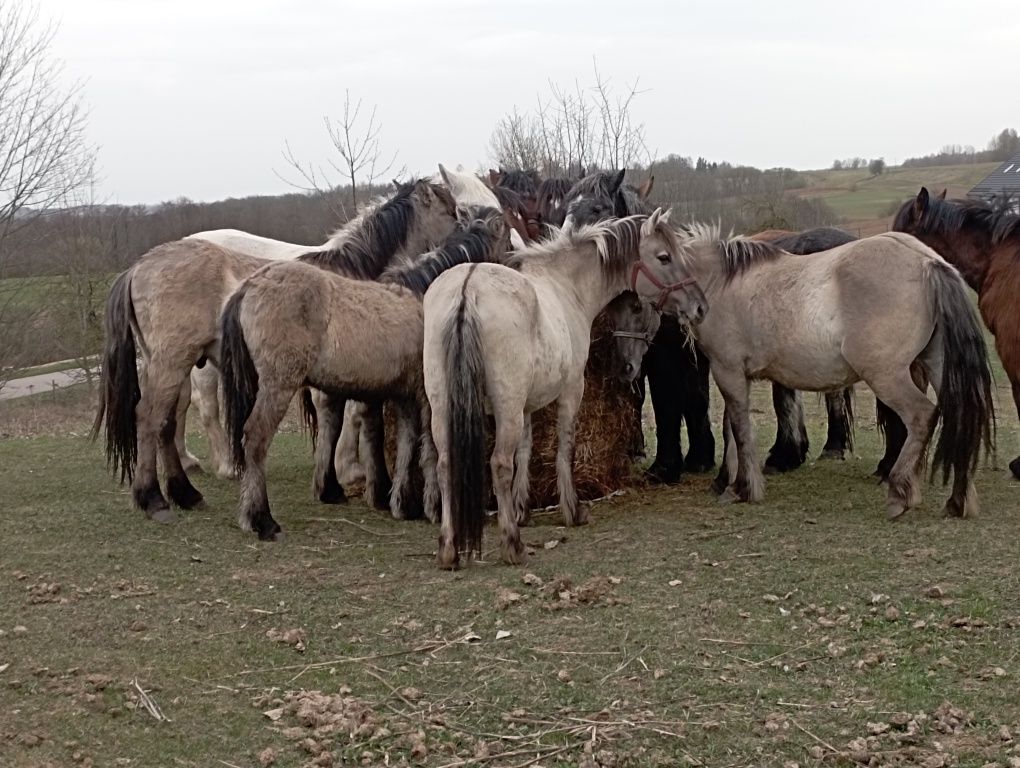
[633,208,708,325]
[605,291,661,383]
[490,167,542,239]
[892,186,948,240]
[403,177,459,247]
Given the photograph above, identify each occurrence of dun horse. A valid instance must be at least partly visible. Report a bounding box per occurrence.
[893,187,1020,480]
[93,179,458,523]
[678,224,994,519]
[219,208,511,540]
[423,210,708,569]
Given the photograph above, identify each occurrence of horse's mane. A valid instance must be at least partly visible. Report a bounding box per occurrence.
[893,194,1020,248]
[381,207,506,296]
[297,178,432,277]
[497,168,541,196]
[566,170,619,200]
[491,185,528,219]
[681,222,785,280]
[537,176,576,225]
[507,214,682,286]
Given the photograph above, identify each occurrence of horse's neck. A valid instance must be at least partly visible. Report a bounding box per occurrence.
[932,230,995,293]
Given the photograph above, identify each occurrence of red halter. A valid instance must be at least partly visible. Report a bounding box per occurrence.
[630,261,699,311]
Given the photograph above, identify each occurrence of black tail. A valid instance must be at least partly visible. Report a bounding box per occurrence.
[219,284,258,474]
[925,261,995,484]
[444,273,488,558]
[837,387,855,452]
[91,269,141,482]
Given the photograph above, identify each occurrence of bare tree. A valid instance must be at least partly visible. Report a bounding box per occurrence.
[489,61,653,175]
[279,90,401,218]
[0,0,96,389]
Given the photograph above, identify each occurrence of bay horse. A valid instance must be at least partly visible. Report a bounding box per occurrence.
[423,210,708,569]
[679,223,994,519]
[93,179,458,523]
[219,208,511,540]
[561,170,712,481]
[893,186,1020,479]
[489,168,543,240]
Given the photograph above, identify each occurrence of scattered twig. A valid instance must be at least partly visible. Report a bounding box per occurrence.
[599,644,648,684]
[699,638,797,648]
[695,523,758,541]
[790,718,841,755]
[364,666,417,708]
[301,516,404,537]
[132,678,170,722]
[229,639,452,678]
[750,641,814,668]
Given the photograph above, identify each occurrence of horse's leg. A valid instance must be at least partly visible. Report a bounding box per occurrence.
[359,402,392,511]
[643,323,684,483]
[431,400,458,568]
[682,343,716,473]
[159,391,205,511]
[390,399,423,520]
[875,364,926,480]
[710,412,735,494]
[764,384,808,473]
[175,373,203,474]
[193,364,235,479]
[418,398,441,524]
[867,373,936,520]
[132,360,194,522]
[512,414,533,525]
[311,392,347,505]
[628,374,646,459]
[819,389,852,460]
[491,406,527,565]
[337,400,367,486]
[1010,379,1020,480]
[238,386,291,541]
[556,378,586,526]
[714,368,763,504]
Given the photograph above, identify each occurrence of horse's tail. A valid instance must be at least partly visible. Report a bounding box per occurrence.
[925,260,995,484]
[838,387,854,452]
[442,274,488,558]
[220,283,259,474]
[91,268,141,482]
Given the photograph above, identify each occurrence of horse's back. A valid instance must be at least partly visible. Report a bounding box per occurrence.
[186,229,310,261]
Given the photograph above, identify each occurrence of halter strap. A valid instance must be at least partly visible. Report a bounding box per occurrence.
[630,261,699,311]
[611,329,655,345]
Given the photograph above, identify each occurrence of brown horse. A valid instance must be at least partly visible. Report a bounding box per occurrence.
[93,179,458,523]
[894,187,1020,479]
[220,208,511,540]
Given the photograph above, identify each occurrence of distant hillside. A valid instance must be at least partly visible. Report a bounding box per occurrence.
[795,163,997,235]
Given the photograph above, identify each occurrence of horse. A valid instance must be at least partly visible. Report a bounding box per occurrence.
[218,207,511,540]
[437,164,530,248]
[749,227,860,474]
[608,292,662,382]
[893,186,1020,479]
[93,178,459,523]
[489,168,543,240]
[423,210,708,569]
[560,169,713,481]
[677,223,994,520]
[537,175,578,229]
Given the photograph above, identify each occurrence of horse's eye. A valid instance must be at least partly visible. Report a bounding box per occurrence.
[656,252,670,264]
[631,303,642,314]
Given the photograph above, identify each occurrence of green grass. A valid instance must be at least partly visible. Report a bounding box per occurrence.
[798,163,998,223]
[1,359,1018,767]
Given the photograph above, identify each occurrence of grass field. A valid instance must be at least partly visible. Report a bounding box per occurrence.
[1,347,1018,768]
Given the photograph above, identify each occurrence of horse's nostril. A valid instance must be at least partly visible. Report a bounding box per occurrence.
[624,363,635,376]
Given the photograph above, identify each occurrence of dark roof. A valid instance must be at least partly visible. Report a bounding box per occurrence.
[969,151,1020,199]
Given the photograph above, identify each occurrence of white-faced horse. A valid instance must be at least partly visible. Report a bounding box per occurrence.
[423,210,708,569]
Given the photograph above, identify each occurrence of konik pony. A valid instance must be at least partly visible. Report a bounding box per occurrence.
[679,224,994,519]
[423,210,708,569]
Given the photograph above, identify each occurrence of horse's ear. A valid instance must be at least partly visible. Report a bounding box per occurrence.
[392,177,402,190]
[641,207,663,236]
[938,188,947,200]
[637,176,655,200]
[610,169,626,193]
[913,187,930,220]
[438,164,452,187]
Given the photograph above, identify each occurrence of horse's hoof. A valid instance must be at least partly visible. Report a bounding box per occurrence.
[941,500,966,519]
[885,503,906,520]
[644,463,681,485]
[573,508,590,526]
[148,507,178,525]
[818,449,846,461]
[317,485,347,506]
[216,466,240,481]
[501,540,528,566]
[717,487,740,505]
[339,463,367,486]
[685,461,715,474]
[166,476,204,510]
[257,527,284,542]
[1009,456,1020,480]
[437,539,459,570]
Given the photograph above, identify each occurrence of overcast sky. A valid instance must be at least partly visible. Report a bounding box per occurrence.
[38,0,1018,205]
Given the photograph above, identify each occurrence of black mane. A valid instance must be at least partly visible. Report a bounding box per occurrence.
[381,207,506,296]
[497,168,541,197]
[893,194,1020,247]
[297,179,424,277]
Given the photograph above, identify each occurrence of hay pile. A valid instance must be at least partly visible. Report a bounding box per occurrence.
[383,311,644,509]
